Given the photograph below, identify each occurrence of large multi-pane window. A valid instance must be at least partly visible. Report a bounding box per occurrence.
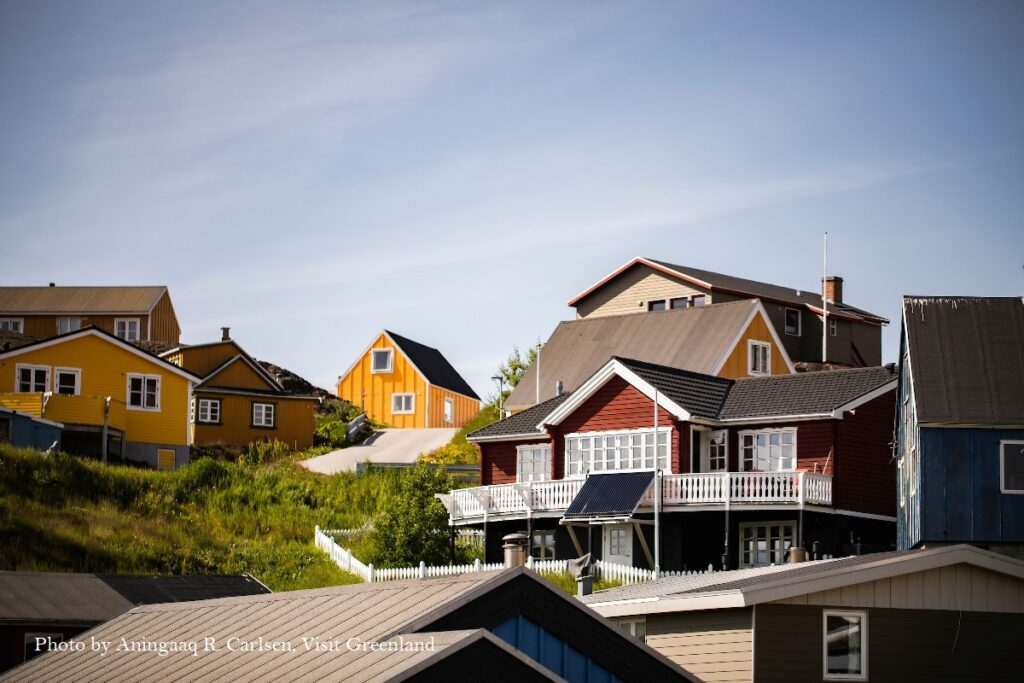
[565,429,669,476]
[517,445,552,483]
[127,374,160,410]
[531,529,556,560]
[16,365,49,393]
[739,521,795,567]
[739,428,796,471]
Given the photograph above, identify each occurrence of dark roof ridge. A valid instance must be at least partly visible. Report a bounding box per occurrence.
[613,355,735,386]
[732,365,896,383]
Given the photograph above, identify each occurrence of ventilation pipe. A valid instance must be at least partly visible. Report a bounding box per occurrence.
[221,327,231,341]
[502,533,528,568]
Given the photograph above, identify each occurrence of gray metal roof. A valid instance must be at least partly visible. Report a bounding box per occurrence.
[903,296,1024,425]
[508,299,759,410]
[468,394,570,440]
[720,365,897,419]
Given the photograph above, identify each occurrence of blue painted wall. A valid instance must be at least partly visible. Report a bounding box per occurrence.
[1,412,61,451]
[493,615,621,683]
[916,427,1024,545]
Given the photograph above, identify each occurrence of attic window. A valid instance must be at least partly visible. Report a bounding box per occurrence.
[1000,441,1024,494]
[691,295,706,307]
[647,300,667,312]
[115,318,141,341]
[670,297,688,310]
[371,349,394,373]
[748,341,771,375]
[785,308,801,336]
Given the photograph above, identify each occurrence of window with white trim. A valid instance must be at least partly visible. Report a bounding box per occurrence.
[127,374,160,410]
[443,397,454,424]
[565,429,669,477]
[748,340,770,375]
[740,428,796,471]
[823,610,868,680]
[53,367,81,396]
[196,399,221,424]
[56,317,81,334]
[829,317,838,337]
[531,529,555,560]
[114,318,141,341]
[371,349,394,373]
[708,430,727,471]
[517,445,552,483]
[607,526,629,556]
[16,364,50,393]
[1000,440,1024,494]
[391,393,415,414]
[784,308,801,336]
[0,318,23,333]
[616,618,647,643]
[740,521,795,567]
[252,402,275,427]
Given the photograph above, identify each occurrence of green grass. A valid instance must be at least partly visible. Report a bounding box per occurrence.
[537,571,622,595]
[420,404,501,465]
[0,444,407,591]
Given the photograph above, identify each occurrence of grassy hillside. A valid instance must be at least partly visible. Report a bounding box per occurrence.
[0,445,403,591]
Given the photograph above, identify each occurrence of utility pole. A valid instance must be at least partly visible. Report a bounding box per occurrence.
[822,232,829,365]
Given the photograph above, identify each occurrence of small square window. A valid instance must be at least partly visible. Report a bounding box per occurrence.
[127,374,160,410]
[371,349,394,373]
[749,341,771,375]
[253,402,275,427]
[823,610,868,680]
[54,368,81,396]
[647,300,667,312]
[197,399,221,424]
[391,393,415,414]
[57,317,81,335]
[617,618,647,643]
[1000,441,1024,493]
[669,297,688,310]
[785,308,801,336]
[531,529,556,560]
[115,318,141,341]
[691,295,706,307]
[0,318,23,333]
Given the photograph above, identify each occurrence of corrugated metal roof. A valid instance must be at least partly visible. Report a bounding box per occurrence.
[563,471,655,520]
[386,331,480,400]
[468,394,570,440]
[904,296,1024,425]
[508,300,758,410]
[0,286,167,314]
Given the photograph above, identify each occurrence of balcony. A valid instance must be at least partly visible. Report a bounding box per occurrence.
[0,392,127,432]
[441,471,832,525]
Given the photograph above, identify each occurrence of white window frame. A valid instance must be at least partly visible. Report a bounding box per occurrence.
[784,307,802,336]
[738,427,797,472]
[531,529,556,560]
[739,521,796,568]
[0,317,24,333]
[252,402,275,427]
[999,440,1024,494]
[707,429,728,472]
[517,444,552,483]
[53,367,81,396]
[197,398,221,424]
[829,317,838,337]
[371,348,394,373]
[616,617,647,643]
[822,609,868,681]
[748,340,771,375]
[391,393,415,415]
[564,427,671,477]
[114,317,141,341]
[56,317,81,335]
[443,397,454,424]
[126,373,161,411]
[15,364,50,393]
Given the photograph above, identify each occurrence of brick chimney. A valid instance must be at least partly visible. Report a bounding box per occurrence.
[822,276,843,304]
[221,327,231,341]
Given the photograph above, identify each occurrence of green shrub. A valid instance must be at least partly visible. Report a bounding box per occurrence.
[239,439,291,467]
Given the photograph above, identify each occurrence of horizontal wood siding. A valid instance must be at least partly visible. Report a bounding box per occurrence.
[204,358,276,391]
[336,333,427,429]
[850,320,882,367]
[574,264,709,319]
[835,389,897,517]
[479,438,549,485]
[173,342,243,378]
[724,419,833,474]
[754,602,1024,682]
[717,313,790,379]
[646,608,753,683]
[193,392,316,450]
[0,334,190,446]
[148,291,181,344]
[428,385,481,429]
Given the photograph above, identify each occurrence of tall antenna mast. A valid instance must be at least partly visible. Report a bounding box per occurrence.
[822,232,829,365]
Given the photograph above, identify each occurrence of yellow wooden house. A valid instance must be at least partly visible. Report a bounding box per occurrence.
[162,330,319,450]
[337,331,480,429]
[0,327,199,469]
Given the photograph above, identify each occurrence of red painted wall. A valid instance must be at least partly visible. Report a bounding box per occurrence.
[478,438,549,485]
[722,419,834,473]
[835,389,897,517]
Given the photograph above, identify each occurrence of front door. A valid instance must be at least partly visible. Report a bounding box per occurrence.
[603,524,633,566]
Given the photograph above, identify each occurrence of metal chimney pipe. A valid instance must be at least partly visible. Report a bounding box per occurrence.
[221,327,231,341]
[502,533,528,569]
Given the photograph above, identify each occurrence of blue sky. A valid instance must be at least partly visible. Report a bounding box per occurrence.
[2,1,1022,397]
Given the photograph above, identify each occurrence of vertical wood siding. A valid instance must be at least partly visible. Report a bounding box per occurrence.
[192,392,315,450]
[574,264,709,319]
[646,608,753,683]
[428,385,481,428]
[18,315,147,339]
[147,291,181,344]
[172,342,243,378]
[203,358,277,391]
[336,333,427,429]
[716,312,791,378]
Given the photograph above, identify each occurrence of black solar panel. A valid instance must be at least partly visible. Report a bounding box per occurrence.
[563,471,655,520]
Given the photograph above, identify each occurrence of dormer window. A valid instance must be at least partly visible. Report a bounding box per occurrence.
[371,349,394,373]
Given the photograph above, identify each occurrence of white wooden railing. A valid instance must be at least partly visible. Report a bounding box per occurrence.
[446,471,832,523]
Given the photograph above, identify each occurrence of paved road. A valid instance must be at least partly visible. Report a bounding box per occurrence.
[300,428,459,474]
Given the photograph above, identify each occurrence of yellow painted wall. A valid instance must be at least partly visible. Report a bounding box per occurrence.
[428,385,481,429]
[336,333,427,428]
[204,358,276,391]
[170,342,243,378]
[0,392,44,416]
[192,391,316,450]
[717,312,792,378]
[0,334,191,446]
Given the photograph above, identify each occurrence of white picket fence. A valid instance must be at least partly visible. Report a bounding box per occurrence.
[316,526,716,586]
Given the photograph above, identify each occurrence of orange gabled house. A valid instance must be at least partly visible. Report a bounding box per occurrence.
[161,329,318,450]
[337,331,480,429]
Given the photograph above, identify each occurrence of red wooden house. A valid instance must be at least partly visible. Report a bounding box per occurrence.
[440,358,897,572]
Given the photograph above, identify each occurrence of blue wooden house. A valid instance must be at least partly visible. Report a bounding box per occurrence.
[896,296,1024,550]
[0,407,61,451]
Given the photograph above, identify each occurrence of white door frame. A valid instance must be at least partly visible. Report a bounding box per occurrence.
[603,523,633,566]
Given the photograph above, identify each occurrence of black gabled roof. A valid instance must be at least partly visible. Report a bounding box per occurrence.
[720,365,898,420]
[903,296,1024,425]
[467,393,571,440]
[615,357,732,419]
[386,330,480,400]
[563,471,656,520]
